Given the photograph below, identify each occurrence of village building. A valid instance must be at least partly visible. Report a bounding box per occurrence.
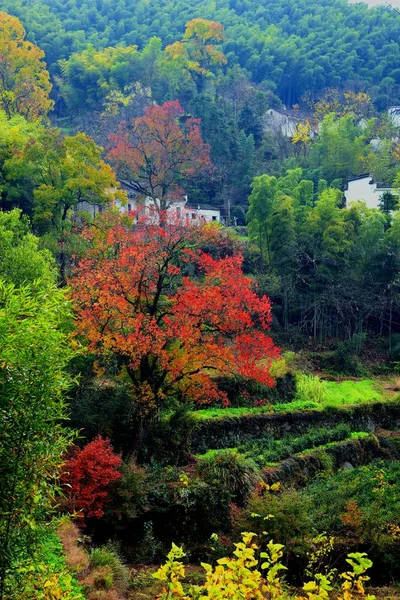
[118,180,222,223]
[262,108,300,138]
[343,174,397,210]
[76,181,222,223]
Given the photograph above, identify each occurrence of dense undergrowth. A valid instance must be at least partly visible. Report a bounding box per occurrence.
[7,527,84,600]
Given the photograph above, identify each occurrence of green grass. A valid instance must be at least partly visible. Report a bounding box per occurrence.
[196,426,371,467]
[299,431,370,456]
[192,379,383,420]
[193,405,274,420]
[324,379,382,405]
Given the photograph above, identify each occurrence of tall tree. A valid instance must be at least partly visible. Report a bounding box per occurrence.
[59,44,141,113]
[108,101,212,210]
[309,114,372,184]
[379,191,398,214]
[3,126,123,280]
[246,175,278,259]
[165,19,227,93]
[269,195,297,330]
[0,211,76,597]
[0,12,53,120]
[69,214,279,443]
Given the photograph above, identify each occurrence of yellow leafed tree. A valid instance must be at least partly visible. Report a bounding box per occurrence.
[0,12,53,120]
[165,19,227,92]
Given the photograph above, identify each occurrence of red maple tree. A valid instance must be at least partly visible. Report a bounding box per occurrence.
[107,100,212,210]
[69,214,279,418]
[62,437,122,519]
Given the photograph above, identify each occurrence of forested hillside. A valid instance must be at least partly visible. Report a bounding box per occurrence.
[1,0,400,106]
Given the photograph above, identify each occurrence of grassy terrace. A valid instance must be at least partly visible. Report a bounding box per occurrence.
[191,379,384,421]
[196,426,371,466]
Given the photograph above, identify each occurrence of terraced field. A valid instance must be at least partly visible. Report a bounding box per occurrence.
[131,378,400,597]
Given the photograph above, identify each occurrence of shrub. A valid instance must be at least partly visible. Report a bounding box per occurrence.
[196,451,259,506]
[306,461,400,580]
[140,406,199,465]
[153,532,376,599]
[295,373,327,404]
[106,458,149,523]
[89,545,130,591]
[9,529,85,600]
[237,488,314,557]
[67,375,136,452]
[215,367,296,407]
[158,473,233,544]
[332,333,366,375]
[102,462,234,553]
[62,437,122,520]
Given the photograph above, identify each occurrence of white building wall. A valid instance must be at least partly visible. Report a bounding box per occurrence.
[115,196,221,224]
[344,177,395,210]
[188,207,220,223]
[263,109,298,138]
[388,106,400,128]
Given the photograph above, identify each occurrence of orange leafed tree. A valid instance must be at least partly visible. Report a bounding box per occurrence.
[0,12,53,120]
[69,214,279,419]
[107,100,211,210]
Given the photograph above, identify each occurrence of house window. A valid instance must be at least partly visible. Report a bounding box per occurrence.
[98,205,103,213]
[128,203,132,211]
[212,216,217,221]
[192,213,196,219]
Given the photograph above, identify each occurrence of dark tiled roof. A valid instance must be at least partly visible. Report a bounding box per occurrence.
[186,204,221,212]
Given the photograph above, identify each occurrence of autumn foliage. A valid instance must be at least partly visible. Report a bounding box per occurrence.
[0,12,53,119]
[69,215,279,414]
[165,19,227,84]
[62,437,122,519]
[107,100,211,209]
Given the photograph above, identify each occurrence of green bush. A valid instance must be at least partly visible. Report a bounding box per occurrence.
[140,406,199,465]
[98,462,234,555]
[306,460,400,579]
[196,451,259,506]
[332,333,366,375]
[67,375,136,452]
[8,529,85,600]
[236,488,314,558]
[214,369,296,408]
[295,373,328,404]
[89,543,130,591]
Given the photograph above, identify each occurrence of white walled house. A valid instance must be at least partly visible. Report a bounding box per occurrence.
[263,108,300,138]
[118,180,221,224]
[75,180,222,224]
[185,203,221,223]
[343,175,397,210]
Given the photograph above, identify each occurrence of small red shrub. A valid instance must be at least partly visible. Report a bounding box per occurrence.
[63,436,122,519]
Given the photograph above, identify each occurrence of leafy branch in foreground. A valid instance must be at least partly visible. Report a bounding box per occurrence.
[154,532,375,600]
